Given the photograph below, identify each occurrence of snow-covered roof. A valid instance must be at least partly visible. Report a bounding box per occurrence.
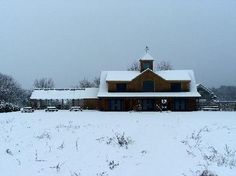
[106,71,139,82]
[98,70,201,98]
[139,53,154,61]
[30,88,98,100]
[106,69,192,82]
[157,70,191,81]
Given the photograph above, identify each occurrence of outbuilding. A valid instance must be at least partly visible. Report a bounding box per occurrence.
[30,88,98,109]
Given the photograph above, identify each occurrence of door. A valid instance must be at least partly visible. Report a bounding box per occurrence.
[174,99,186,111]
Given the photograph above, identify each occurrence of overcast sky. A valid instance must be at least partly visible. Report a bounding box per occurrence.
[0,0,236,89]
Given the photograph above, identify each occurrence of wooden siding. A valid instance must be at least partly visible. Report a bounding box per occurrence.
[83,99,99,110]
[107,70,190,92]
[99,98,110,111]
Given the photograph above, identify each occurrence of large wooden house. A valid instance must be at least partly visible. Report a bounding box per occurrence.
[97,53,200,111]
[30,52,200,111]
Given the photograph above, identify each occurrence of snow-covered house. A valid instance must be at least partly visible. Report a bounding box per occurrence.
[97,53,201,111]
[30,52,201,111]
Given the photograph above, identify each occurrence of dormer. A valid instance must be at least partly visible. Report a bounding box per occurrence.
[139,53,154,72]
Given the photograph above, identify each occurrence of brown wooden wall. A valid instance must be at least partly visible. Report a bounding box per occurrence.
[83,99,99,110]
[107,70,190,92]
[99,97,198,111]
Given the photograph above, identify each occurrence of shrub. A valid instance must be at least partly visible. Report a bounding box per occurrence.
[0,102,20,113]
[106,132,134,149]
[200,170,217,176]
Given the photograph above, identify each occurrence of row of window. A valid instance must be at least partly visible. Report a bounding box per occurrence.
[116,82,182,92]
[110,99,186,111]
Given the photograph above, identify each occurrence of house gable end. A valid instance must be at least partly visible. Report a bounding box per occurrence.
[131,68,166,82]
[128,69,170,92]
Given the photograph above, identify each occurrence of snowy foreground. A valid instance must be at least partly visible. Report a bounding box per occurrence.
[0,111,236,176]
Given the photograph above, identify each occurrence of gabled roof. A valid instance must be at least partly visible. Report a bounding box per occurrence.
[140,53,154,61]
[106,69,192,82]
[98,70,201,98]
[30,88,98,100]
[132,68,163,81]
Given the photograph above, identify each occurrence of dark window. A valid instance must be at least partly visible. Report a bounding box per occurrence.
[110,99,123,111]
[142,81,154,92]
[143,63,151,70]
[116,83,127,92]
[171,83,182,92]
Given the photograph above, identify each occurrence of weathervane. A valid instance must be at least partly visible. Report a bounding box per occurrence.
[145,46,149,53]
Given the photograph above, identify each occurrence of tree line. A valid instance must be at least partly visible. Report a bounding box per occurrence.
[33,77,100,89]
[212,86,236,101]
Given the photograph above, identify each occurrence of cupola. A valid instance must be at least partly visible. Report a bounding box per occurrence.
[139,46,154,72]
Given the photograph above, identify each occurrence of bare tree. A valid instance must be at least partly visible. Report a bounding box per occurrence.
[79,78,95,88]
[72,77,99,89]
[128,60,173,71]
[127,61,140,71]
[93,77,100,88]
[156,61,173,71]
[34,78,55,89]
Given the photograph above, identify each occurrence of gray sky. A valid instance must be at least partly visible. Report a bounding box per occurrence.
[0,0,236,89]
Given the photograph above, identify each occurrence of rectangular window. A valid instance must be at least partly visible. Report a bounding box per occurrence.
[142,81,154,92]
[110,99,123,111]
[116,83,127,92]
[171,83,182,92]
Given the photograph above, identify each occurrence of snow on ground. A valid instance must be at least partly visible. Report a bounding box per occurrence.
[0,111,236,176]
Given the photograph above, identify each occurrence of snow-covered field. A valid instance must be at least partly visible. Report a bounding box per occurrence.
[0,111,236,176]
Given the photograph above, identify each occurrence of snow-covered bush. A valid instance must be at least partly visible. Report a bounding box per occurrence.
[0,102,20,113]
[203,145,236,168]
